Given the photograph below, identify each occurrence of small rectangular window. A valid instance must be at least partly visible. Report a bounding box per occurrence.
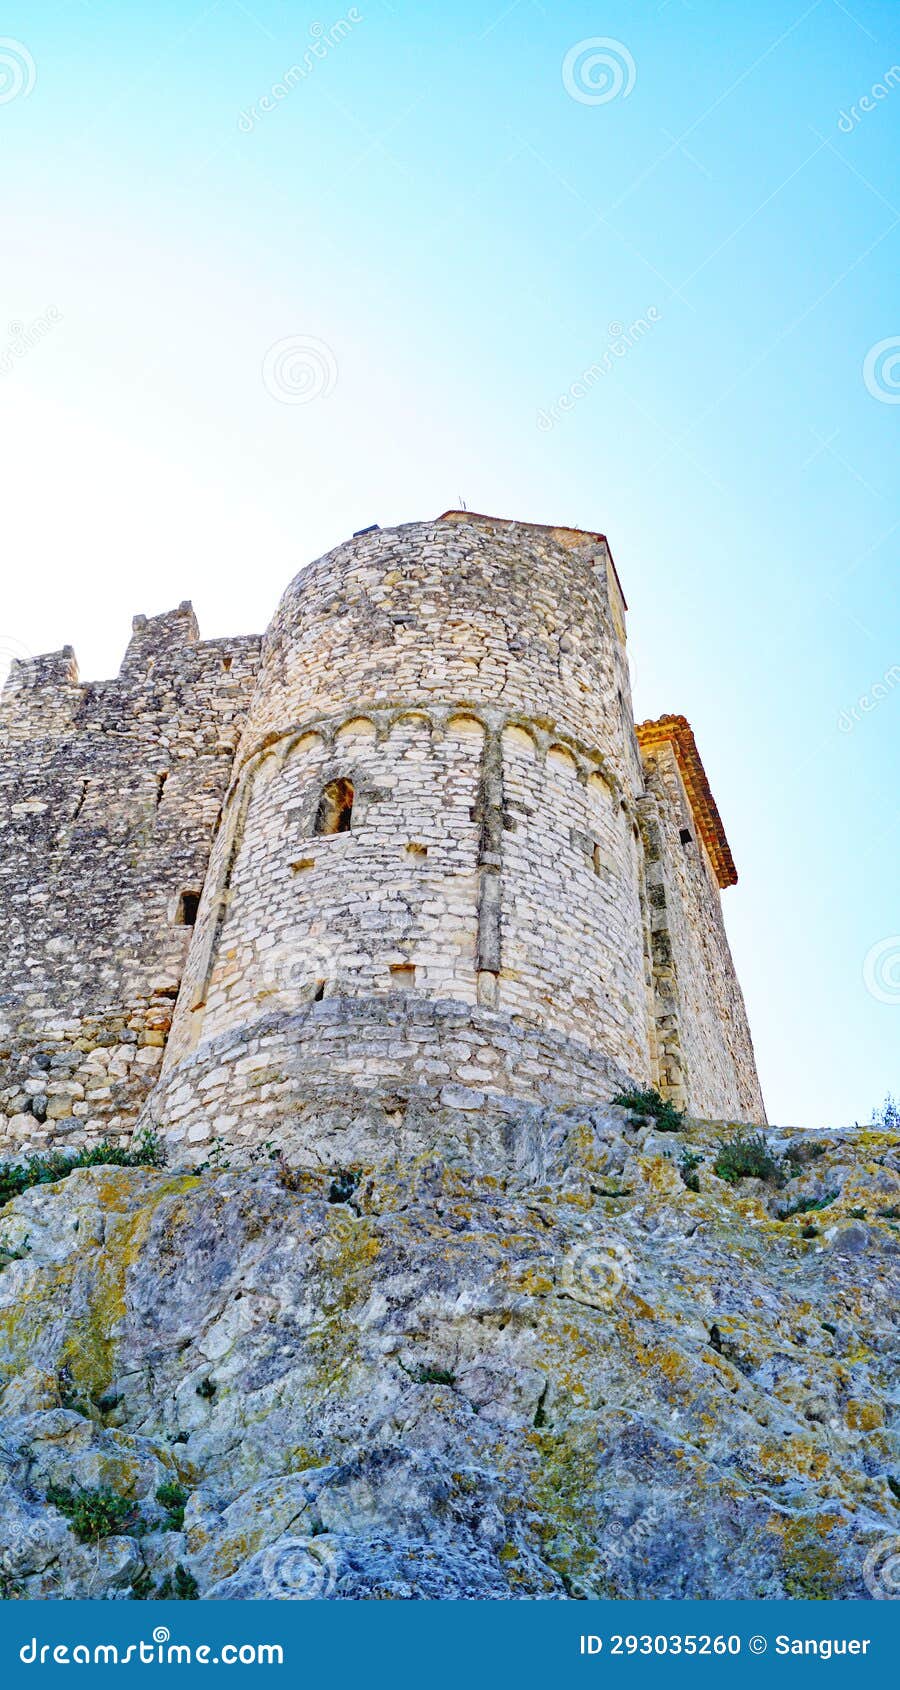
[176,891,200,925]
[679,828,693,846]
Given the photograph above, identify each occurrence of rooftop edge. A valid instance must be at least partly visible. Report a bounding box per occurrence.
[636,714,738,890]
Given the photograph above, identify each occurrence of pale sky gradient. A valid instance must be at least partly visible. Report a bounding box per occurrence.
[2,0,898,1128]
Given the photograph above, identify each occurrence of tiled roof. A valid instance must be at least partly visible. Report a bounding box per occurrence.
[636,714,738,889]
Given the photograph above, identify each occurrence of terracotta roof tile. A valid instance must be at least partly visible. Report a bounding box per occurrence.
[636,714,738,889]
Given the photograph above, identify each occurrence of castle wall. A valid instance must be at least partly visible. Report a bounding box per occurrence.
[0,513,767,1167]
[0,608,260,1159]
[499,729,649,1078]
[238,517,637,789]
[154,516,654,1159]
[142,998,636,1165]
[165,710,485,1067]
[639,740,766,1122]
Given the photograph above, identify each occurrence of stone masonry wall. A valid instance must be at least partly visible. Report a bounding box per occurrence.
[0,607,260,1159]
[236,516,637,788]
[639,740,766,1121]
[153,516,658,1158]
[142,997,636,1166]
[0,512,766,1167]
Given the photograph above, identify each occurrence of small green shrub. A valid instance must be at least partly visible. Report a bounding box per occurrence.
[713,1132,785,1186]
[328,1167,361,1204]
[612,1087,685,1133]
[155,1481,188,1531]
[197,1137,230,1172]
[776,1190,839,1221]
[156,1564,199,1600]
[678,1149,703,1192]
[46,1483,136,1544]
[0,1233,29,1270]
[0,1132,163,1208]
[402,1361,456,1386]
[56,1364,93,1417]
[195,1377,216,1400]
[871,1095,900,1132]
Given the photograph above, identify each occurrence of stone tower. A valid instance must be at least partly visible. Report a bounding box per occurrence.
[0,513,765,1168]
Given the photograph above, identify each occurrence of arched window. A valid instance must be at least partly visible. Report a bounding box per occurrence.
[314,777,354,836]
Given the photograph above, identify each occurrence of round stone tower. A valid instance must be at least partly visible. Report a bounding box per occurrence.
[150,513,655,1162]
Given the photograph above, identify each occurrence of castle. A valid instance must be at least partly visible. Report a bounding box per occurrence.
[0,513,765,1167]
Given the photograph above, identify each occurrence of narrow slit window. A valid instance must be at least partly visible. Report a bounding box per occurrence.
[314,778,354,836]
[592,844,611,877]
[176,890,200,926]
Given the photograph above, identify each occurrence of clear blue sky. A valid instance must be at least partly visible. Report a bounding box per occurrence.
[2,0,898,1128]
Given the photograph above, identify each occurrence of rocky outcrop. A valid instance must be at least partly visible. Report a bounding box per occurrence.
[0,1104,897,1600]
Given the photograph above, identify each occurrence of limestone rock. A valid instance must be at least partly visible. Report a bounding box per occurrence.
[0,1107,897,1600]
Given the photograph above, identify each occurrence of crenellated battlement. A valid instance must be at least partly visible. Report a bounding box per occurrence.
[0,516,765,1166]
[0,605,262,1157]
